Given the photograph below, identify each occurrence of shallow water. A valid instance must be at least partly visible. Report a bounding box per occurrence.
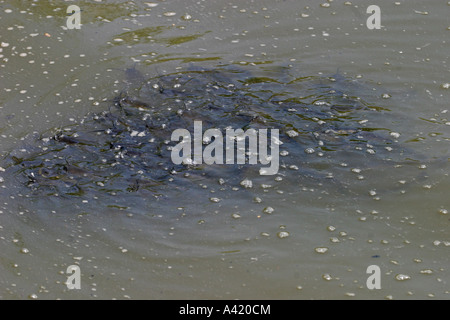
[0,0,449,299]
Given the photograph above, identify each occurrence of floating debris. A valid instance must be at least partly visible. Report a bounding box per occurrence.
[263,207,274,214]
[315,247,328,254]
[286,130,299,138]
[395,274,411,281]
[277,231,290,239]
[322,274,333,281]
[240,179,253,188]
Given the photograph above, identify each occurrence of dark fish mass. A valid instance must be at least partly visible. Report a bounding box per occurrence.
[1,65,429,213]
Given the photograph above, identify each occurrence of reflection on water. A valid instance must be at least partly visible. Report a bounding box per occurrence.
[0,0,448,299]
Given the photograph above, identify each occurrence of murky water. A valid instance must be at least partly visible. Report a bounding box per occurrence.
[0,0,448,300]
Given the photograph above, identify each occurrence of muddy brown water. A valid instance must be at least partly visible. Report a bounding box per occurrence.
[0,0,448,299]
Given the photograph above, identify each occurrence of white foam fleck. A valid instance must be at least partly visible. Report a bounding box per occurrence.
[240,179,253,188]
[315,247,328,254]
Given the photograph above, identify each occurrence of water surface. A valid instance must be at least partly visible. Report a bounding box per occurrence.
[0,0,448,299]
